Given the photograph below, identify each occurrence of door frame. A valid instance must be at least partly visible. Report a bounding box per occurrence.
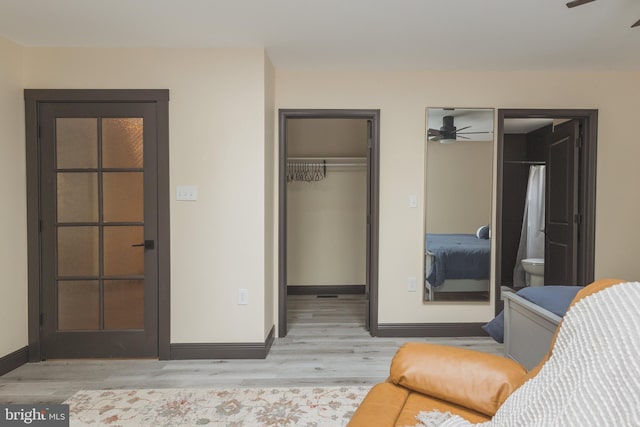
[495,108,597,315]
[25,89,171,361]
[278,109,380,337]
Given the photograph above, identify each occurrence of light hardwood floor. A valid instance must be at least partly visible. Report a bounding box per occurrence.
[0,295,502,404]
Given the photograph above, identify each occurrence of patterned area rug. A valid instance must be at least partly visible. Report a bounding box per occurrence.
[64,386,370,426]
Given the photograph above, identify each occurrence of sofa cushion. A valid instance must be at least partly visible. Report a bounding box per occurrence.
[347,382,409,426]
[389,343,526,416]
[394,392,490,426]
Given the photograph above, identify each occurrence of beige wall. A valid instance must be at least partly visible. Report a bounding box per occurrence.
[275,69,640,324]
[0,37,27,358]
[425,140,492,234]
[23,47,272,343]
[287,118,368,157]
[4,38,640,349]
[287,170,367,285]
[286,119,367,286]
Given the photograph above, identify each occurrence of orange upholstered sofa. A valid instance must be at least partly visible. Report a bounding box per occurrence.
[347,278,625,427]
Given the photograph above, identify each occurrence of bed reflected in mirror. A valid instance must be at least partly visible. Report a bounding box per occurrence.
[424,108,494,302]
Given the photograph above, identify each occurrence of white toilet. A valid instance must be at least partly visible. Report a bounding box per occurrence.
[522,258,545,287]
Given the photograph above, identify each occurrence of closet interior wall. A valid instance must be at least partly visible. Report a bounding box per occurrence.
[286,118,368,291]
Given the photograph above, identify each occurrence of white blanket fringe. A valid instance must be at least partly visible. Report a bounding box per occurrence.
[412,282,640,427]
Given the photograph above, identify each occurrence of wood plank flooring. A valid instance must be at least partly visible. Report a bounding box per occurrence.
[0,295,502,404]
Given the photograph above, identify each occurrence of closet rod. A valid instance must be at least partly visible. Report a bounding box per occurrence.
[504,160,546,165]
[287,156,367,167]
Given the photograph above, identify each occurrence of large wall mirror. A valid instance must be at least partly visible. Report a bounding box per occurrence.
[424,108,494,302]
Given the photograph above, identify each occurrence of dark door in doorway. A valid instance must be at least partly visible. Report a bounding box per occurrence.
[545,120,580,285]
[39,102,159,358]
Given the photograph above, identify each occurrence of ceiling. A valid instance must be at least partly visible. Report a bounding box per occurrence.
[0,0,639,70]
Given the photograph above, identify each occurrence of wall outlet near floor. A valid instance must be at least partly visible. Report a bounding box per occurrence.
[407,277,417,292]
[238,288,249,305]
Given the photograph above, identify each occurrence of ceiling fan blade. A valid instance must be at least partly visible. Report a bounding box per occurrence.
[632,18,640,28]
[457,131,494,135]
[566,0,596,8]
[457,135,471,140]
[455,126,471,132]
[428,128,441,136]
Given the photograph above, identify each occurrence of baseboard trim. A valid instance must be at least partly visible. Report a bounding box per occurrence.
[287,285,365,295]
[375,323,487,337]
[0,346,29,376]
[170,326,275,360]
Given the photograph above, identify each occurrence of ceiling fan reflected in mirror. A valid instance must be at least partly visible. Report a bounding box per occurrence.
[427,114,493,144]
[566,0,640,28]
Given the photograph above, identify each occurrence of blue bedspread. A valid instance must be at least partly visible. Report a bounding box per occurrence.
[425,233,490,288]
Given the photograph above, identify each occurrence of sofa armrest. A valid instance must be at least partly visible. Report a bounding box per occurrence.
[389,342,527,417]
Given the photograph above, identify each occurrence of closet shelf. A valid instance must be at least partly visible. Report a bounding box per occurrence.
[287,156,367,167]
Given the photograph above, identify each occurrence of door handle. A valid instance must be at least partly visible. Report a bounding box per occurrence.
[132,240,155,249]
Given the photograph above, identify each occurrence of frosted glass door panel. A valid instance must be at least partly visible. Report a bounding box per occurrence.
[104,226,144,276]
[57,281,99,331]
[57,227,99,276]
[102,118,144,168]
[103,172,144,222]
[57,172,99,223]
[56,118,98,169]
[104,280,144,330]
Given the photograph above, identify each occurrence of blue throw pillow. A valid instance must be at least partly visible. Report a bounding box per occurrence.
[482,311,505,343]
[476,225,490,239]
[483,286,583,343]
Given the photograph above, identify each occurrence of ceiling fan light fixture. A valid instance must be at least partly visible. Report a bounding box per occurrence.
[439,138,458,144]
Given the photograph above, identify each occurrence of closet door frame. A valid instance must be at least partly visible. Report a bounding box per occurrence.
[278,109,380,337]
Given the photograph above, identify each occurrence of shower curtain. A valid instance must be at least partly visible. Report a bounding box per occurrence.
[513,165,546,288]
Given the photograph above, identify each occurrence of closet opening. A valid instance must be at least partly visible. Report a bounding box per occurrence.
[495,109,597,315]
[278,110,380,338]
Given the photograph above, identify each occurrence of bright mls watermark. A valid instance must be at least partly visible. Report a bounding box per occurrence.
[0,405,69,426]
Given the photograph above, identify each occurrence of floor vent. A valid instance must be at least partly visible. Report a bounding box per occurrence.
[316,295,338,299]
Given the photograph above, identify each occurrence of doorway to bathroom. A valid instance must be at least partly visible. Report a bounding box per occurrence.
[495,109,597,314]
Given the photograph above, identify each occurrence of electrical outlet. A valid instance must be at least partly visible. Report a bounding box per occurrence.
[409,194,418,208]
[407,277,417,292]
[238,288,249,305]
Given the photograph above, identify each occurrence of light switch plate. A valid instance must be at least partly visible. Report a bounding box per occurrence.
[408,277,417,292]
[409,194,418,208]
[176,186,198,201]
[238,289,249,305]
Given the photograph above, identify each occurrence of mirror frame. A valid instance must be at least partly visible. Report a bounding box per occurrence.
[424,107,495,304]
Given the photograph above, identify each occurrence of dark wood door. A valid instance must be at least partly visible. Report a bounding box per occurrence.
[544,120,580,285]
[39,102,158,358]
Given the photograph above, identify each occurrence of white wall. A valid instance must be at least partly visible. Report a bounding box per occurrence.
[0,37,27,358]
[275,69,640,325]
[23,47,272,343]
